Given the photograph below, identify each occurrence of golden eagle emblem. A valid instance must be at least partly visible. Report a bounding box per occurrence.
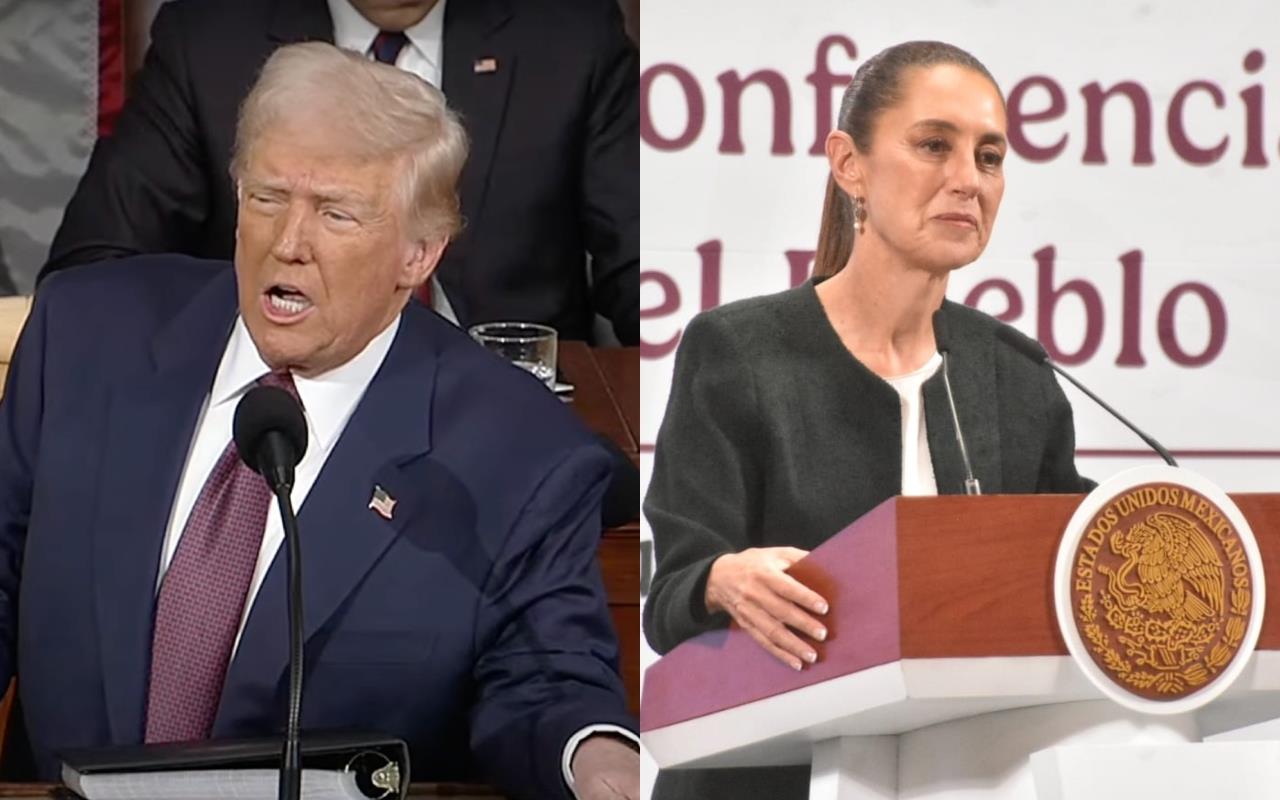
[1105,512,1224,625]
[1070,484,1254,700]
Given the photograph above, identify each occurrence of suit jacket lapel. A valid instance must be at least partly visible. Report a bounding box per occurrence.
[923,302,1004,494]
[439,0,514,317]
[213,309,439,735]
[94,272,238,743]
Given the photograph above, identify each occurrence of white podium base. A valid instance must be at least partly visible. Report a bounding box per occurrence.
[1030,742,1280,800]
[810,700,1200,800]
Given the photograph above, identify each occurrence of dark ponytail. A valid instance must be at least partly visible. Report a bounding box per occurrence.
[813,175,853,278]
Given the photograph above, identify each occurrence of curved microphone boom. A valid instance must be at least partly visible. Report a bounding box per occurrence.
[233,386,309,800]
[993,326,1178,467]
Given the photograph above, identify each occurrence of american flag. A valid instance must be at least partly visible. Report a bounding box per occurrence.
[368,485,396,520]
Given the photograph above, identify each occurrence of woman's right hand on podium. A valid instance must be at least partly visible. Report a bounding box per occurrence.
[704,547,830,671]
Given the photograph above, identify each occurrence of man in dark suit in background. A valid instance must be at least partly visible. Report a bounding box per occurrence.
[43,0,639,345]
[4,43,637,799]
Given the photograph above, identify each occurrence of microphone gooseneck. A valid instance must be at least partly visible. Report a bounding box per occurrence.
[931,310,981,495]
[993,326,1178,467]
[233,386,309,800]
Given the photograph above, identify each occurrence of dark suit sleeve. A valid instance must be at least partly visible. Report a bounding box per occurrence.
[579,3,639,345]
[642,313,761,654]
[41,3,210,280]
[0,292,48,689]
[1037,371,1096,493]
[469,443,633,800]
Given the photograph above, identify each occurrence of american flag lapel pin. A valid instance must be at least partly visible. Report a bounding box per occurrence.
[473,57,498,74]
[369,485,397,520]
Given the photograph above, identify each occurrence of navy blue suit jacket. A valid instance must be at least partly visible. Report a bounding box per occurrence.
[0,256,633,797]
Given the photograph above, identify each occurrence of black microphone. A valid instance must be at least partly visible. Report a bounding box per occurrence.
[233,386,309,800]
[234,386,308,492]
[931,310,981,495]
[993,327,1178,467]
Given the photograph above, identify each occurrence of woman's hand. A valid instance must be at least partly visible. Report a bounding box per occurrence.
[705,548,830,670]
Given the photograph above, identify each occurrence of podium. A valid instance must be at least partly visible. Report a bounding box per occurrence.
[641,494,1280,799]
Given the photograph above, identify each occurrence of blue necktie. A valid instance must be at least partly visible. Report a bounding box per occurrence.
[371,30,409,65]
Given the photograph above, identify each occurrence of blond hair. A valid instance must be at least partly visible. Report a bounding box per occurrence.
[231,41,469,241]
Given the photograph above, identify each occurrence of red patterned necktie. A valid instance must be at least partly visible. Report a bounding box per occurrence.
[145,371,300,743]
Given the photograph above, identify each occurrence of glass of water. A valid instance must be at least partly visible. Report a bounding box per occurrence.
[468,322,558,389]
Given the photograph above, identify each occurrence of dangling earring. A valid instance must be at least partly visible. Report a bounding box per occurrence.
[852,196,867,236]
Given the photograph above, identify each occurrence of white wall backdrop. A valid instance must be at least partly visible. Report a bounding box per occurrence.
[639,1,1280,794]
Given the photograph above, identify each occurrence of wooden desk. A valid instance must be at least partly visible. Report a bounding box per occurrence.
[558,343,640,714]
[559,343,638,465]
[592,348,639,458]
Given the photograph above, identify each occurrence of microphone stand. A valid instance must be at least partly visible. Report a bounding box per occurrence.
[992,327,1179,468]
[1041,361,1178,467]
[932,310,982,494]
[939,351,981,495]
[234,385,309,800]
[273,486,304,800]
[260,451,304,800]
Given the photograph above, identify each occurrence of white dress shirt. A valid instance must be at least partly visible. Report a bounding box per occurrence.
[328,0,445,86]
[885,353,942,496]
[326,0,460,325]
[157,315,399,653]
[159,313,633,794]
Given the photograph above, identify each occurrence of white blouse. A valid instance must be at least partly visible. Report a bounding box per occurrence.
[884,352,943,496]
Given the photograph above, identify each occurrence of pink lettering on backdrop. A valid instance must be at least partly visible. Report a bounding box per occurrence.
[639,270,681,359]
[641,63,704,150]
[1036,245,1105,364]
[785,250,816,286]
[1158,284,1228,366]
[1168,81,1229,164]
[1116,250,1146,367]
[964,279,1024,322]
[805,35,857,155]
[639,35,1249,367]
[1007,76,1069,162]
[641,243,1229,369]
[1080,82,1155,165]
[718,69,794,154]
[1240,49,1268,166]
[640,38,1279,166]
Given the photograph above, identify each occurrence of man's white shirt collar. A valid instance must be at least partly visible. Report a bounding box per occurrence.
[209,314,400,455]
[327,0,446,83]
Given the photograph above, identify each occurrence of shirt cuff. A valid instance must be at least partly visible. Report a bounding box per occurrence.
[562,723,641,799]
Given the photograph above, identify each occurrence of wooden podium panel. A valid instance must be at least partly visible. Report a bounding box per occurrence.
[891,493,1280,657]
[642,493,1280,770]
